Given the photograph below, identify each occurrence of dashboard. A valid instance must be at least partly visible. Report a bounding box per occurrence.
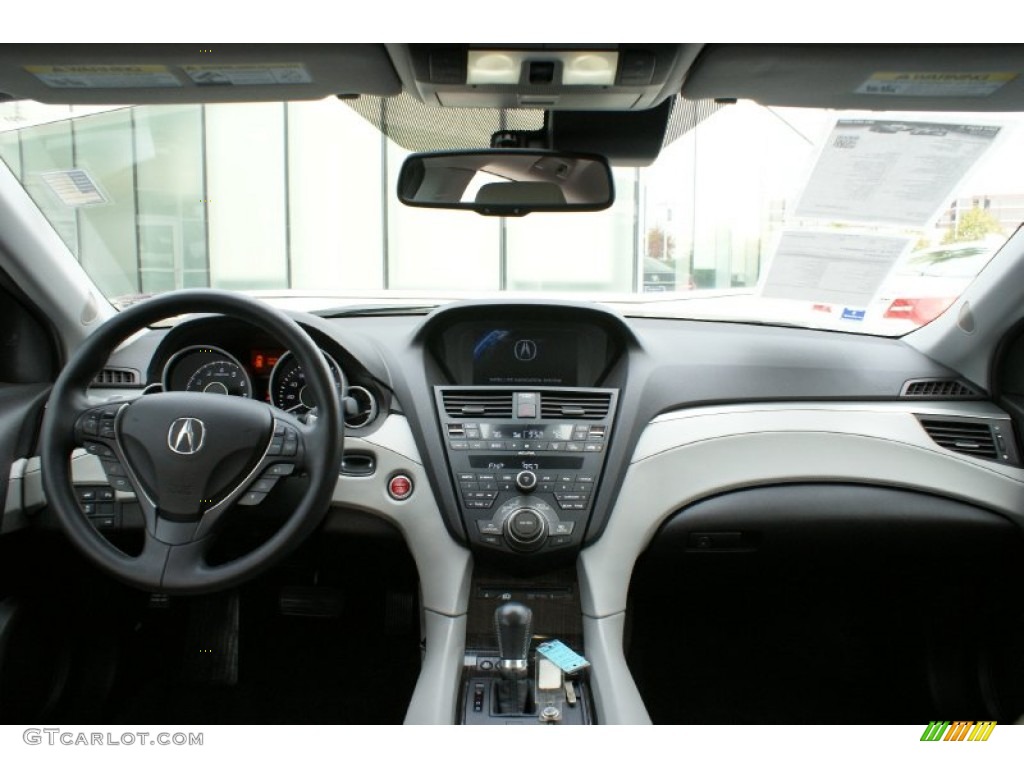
[89,299,1021,561]
[62,298,1024,724]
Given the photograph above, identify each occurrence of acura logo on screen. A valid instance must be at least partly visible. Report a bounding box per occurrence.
[514,339,538,362]
[168,417,206,455]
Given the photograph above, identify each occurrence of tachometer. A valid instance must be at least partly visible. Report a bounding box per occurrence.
[270,350,345,414]
[162,346,252,398]
[185,359,251,397]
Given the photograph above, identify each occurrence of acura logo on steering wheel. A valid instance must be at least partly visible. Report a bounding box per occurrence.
[168,417,206,455]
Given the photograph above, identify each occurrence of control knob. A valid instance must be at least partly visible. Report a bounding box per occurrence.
[515,470,537,493]
[504,507,546,550]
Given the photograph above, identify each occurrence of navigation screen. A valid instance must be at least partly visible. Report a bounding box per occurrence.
[472,329,577,385]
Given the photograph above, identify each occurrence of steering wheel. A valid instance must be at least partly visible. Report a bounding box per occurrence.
[40,290,344,594]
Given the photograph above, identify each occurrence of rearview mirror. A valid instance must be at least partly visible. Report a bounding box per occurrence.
[397,150,614,216]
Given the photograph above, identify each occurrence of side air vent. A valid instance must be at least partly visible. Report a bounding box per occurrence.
[901,379,982,399]
[344,385,379,429]
[442,391,514,418]
[918,418,999,460]
[93,367,140,387]
[541,392,612,420]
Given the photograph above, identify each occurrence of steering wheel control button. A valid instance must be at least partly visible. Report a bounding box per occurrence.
[250,477,278,493]
[238,491,267,506]
[101,460,126,476]
[265,463,295,477]
[388,474,414,501]
[84,442,114,458]
[515,470,538,492]
[109,477,133,492]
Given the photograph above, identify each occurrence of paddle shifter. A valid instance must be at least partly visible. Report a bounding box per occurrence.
[495,601,532,714]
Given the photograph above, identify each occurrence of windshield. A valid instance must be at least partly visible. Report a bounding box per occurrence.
[1,97,1021,335]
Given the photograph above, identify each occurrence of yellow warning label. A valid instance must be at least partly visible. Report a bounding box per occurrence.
[857,71,1017,97]
[25,64,181,89]
[181,63,312,87]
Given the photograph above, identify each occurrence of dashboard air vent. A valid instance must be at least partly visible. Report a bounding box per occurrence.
[541,392,612,420]
[901,379,982,399]
[344,385,379,429]
[918,418,998,460]
[442,391,514,418]
[93,367,140,387]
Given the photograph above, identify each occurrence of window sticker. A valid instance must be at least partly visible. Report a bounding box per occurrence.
[795,119,1000,227]
[761,231,910,306]
[25,65,181,89]
[856,72,1016,98]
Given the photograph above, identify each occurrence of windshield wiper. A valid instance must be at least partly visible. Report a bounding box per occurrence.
[315,303,439,318]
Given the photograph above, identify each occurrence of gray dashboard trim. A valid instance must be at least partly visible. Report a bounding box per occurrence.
[580,404,1024,624]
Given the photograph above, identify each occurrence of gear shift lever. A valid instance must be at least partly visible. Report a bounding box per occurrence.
[494,601,532,714]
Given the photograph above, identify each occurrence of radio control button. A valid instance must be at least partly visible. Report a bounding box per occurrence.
[515,471,538,492]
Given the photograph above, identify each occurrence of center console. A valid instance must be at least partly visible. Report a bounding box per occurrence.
[436,386,618,557]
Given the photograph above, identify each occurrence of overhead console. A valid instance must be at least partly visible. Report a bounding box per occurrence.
[389,44,700,112]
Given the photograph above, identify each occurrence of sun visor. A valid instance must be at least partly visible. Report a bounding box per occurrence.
[0,45,401,104]
[683,45,1024,111]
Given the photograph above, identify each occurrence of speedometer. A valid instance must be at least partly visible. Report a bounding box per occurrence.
[269,350,345,414]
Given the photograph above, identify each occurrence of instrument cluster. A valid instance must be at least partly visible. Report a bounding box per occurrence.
[160,344,377,428]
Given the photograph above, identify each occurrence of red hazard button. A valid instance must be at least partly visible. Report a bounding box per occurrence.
[388,474,413,500]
